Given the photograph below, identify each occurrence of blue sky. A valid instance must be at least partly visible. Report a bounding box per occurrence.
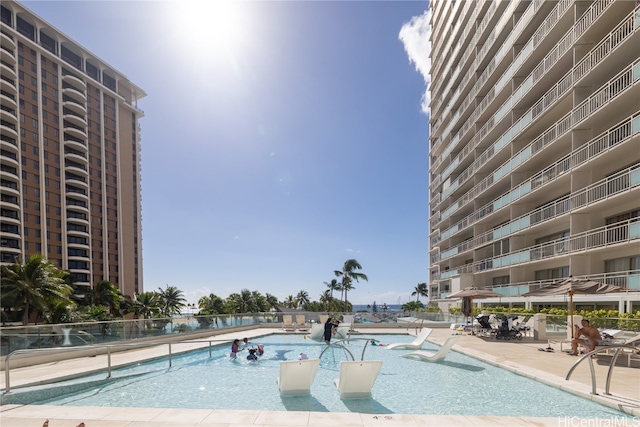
[24,1,432,306]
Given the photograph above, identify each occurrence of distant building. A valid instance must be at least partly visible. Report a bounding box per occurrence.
[428,1,639,312]
[0,1,145,297]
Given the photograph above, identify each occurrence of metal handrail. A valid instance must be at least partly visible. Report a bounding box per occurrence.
[565,343,639,396]
[320,338,379,362]
[3,339,230,393]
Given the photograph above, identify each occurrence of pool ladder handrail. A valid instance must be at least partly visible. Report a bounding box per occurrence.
[3,339,232,394]
[319,337,381,362]
[565,343,639,396]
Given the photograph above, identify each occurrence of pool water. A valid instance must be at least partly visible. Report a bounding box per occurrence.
[9,334,630,417]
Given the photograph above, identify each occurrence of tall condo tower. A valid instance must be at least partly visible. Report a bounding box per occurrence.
[428,1,640,308]
[0,1,145,297]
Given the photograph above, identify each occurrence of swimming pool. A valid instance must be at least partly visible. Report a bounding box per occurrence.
[4,333,630,418]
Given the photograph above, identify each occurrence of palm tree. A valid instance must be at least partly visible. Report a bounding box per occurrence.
[319,290,332,311]
[265,293,279,310]
[402,300,424,312]
[198,293,225,314]
[1,254,72,325]
[157,285,186,317]
[226,289,255,313]
[94,280,124,316]
[128,291,161,319]
[323,279,340,300]
[283,295,295,309]
[295,290,310,309]
[411,282,428,302]
[334,259,368,312]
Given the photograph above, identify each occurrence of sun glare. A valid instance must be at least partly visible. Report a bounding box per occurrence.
[170,0,248,54]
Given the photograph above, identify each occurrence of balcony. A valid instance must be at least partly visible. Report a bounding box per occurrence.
[62,73,86,93]
[63,112,87,129]
[63,121,87,140]
[62,96,87,113]
[62,85,86,105]
[0,31,16,52]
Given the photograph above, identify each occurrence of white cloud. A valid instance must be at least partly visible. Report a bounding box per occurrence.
[399,9,432,116]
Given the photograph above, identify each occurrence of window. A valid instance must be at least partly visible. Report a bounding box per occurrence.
[534,266,569,281]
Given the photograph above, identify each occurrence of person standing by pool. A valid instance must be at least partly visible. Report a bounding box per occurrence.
[230,339,241,359]
[324,318,334,344]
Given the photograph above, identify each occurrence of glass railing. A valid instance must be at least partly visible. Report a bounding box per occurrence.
[0,311,413,356]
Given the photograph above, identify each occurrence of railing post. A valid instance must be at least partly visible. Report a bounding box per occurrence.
[168,343,172,368]
[107,347,112,378]
[209,341,212,358]
[5,352,11,393]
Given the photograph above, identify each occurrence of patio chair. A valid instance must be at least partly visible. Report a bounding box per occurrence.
[282,315,296,332]
[596,333,640,367]
[295,315,309,331]
[342,314,355,331]
[402,335,460,363]
[277,358,320,396]
[386,328,433,350]
[334,360,383,398]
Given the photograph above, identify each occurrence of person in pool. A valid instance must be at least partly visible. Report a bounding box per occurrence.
[256,343,264,356]
[246,348,259,361]
[230,339,241,359]
[324,318,335,344]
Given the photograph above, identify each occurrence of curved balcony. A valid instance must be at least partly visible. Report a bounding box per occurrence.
[0,31,16,51]
[63,112,87,129]
[63,138,87,152]
[0,180,19,197]
[62,99,86,117]
[0,44,16,67]
[0,121,18,140]
[64,151,86,164]
[67,232,89,245]
[0,75,16,99]
[65,165,88,179]
[1,89,18,114]
[63,123,87,140]
[0,151,19,168]
[1,107,18,127]
[0,207,20,225]
[65,197,89,213]
[0,242,22,256]
[62,86,86,105]
[0,60,16,82]
[66,215,89,228]
[66,186,88,198]
[62,73,86,93]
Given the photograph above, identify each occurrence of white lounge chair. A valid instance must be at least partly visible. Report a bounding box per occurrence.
[318,314,329,324]
[308,323,324,342]
[295,315,309,331]
[334,360,383,399]
[342,314,355,331]
[277,358,320,396]
[386,328,433,350]
[282,315,296,332]
[402,335,459,362]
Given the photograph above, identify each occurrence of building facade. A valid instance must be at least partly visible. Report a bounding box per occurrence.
[428,1,640,311]
[0,1,145,297]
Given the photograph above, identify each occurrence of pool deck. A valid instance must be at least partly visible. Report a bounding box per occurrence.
[1,327,639,426]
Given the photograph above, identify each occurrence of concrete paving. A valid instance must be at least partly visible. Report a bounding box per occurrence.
[1,327,638,426]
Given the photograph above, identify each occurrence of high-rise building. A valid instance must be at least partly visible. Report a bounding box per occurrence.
[428,1,639,310]
[0,1,145,297]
